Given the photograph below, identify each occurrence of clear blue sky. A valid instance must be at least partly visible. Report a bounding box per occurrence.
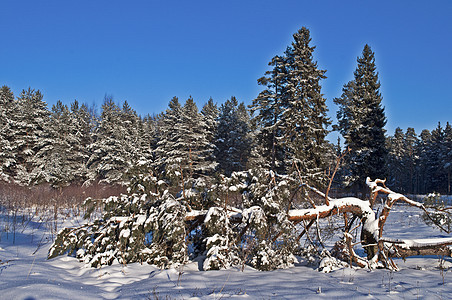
[1,0,451,136]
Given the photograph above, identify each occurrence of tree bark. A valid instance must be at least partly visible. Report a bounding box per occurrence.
[381,238,452,259]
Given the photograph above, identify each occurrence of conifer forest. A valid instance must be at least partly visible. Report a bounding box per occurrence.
[1,27,451,296]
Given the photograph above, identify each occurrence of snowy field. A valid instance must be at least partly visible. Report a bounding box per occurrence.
[1,204,451,299]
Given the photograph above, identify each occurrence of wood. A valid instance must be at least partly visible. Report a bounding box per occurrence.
[381,239,452,259]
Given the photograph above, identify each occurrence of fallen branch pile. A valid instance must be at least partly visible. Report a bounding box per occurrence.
[185,177,452,270]
[48,172,451,271]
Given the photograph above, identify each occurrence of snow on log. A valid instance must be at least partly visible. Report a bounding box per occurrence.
[381,237,452,258]
[287,197,374,222]
[186,197,376,226]
[366,177,451,235]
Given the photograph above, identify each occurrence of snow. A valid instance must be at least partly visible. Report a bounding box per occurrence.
[397,238,452,249]
[1,204,451,299]
[119,229,130,239]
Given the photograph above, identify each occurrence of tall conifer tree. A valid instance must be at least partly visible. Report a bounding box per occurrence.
[251,55,288,173]
[69,100,94,183]
[251,27,330,185]
[13,88,50,185]
[387,127,406,192]
[0,86,16,182]
[334,45,387,193]
[30,100,72,185]
[215,97,253,175]
[404,127,418,194]
[86,97,128,184]
[443,122,452,194]
[281,27,330,185]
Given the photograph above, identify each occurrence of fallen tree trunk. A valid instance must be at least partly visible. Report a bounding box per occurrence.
[185,178,451,270]
[381,238,452,259]
[49,175,452,271]
[186,198,375,224]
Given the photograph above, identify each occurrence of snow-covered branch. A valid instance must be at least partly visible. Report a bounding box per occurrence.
[366,177,451,234]
[381,237,452,259]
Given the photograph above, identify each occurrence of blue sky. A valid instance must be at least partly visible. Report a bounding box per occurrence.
[1,0,451,136]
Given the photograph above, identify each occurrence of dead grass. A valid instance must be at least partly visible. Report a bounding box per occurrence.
[0,181,127,243]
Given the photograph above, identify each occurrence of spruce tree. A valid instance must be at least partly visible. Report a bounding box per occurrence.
[429,123,446,192]
[251,27,330,186]
[155,97,217,208]
[417,129,432,194]
[281,27,330,186]
[180,96,217,178]
[86,97,128,184]
[141,114,158,164]
[119,100,143,179]
[405,127,418,194]
[215,97,253,175]
[201,98,219,144]
[334,45,387,194]
[387,127,406,192]
[69,100,94,183]
[13,88,50,185]
[251,55,288,173]
[0,86,16,182]
[154,96,183,181]
[443,122,452,194]
[30,100,72,186]
[405,127,419,194]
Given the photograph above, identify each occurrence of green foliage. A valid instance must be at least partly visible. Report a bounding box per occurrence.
[334,45,387,193]
[49,169,301,271]
[224,169,297,270]
[48,174,188,268]
[422,193,451,233]
[215,97,253,176]
[251,27,331,186]
[144,192,188,268]
[202,207,238,270]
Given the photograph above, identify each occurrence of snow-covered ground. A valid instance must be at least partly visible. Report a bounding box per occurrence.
[1,204,451,299]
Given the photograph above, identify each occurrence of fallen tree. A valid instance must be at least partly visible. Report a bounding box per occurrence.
[381,238,452,258]
[48,171,451,271]
[186,176,452,269]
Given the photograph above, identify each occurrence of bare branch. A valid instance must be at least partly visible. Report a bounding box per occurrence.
[325,147,350,201]
[366,177,450,234]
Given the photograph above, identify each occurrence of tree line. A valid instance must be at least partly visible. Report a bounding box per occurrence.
[0,27,450,196]
[387,123,452,195]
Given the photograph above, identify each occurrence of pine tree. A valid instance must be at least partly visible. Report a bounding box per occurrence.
[251,55,288,172]
[334,45,387,194]
[0,86,16,182]
[69,100,94,183]
[86,97,128,184]
[215,97,253,176]
[155,97,217,208]
[387,127,406,192]
[251,27,330,186]
[443,122,452,194]
[405,127,418,194]
[12,88,50,185]
[281,27,330,186]
[30,100,72,186]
